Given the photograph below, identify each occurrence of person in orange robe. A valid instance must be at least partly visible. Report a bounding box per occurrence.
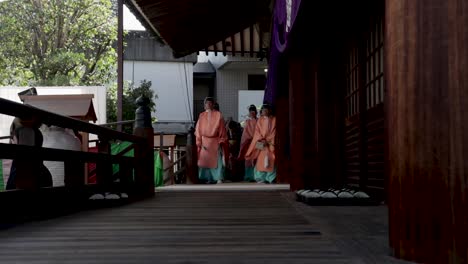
[195,97,228,184]
[245,104,276,183]
[238,105,258,182]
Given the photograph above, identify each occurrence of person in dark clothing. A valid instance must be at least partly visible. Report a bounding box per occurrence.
[225,119,244,182]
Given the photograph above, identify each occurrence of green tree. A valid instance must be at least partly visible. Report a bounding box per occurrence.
[107,80,158,133]
[0,0,117,86]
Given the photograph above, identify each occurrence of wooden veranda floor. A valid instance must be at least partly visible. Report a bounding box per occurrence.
[0,184,413,263]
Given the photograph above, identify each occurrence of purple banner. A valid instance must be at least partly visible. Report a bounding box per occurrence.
[264,44,283,105]
[264,0,302,105]
[272,0,302,52]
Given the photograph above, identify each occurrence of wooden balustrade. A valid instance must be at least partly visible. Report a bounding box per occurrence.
[0,96,154,224]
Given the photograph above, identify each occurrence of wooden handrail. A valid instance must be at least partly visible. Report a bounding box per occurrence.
[0,143,134,164]
[100,120,135,127]
[0,95,155,226]
[163,154,187,172]
[115,143,135,157]
[0,98,144,143]
[154,147,186,152]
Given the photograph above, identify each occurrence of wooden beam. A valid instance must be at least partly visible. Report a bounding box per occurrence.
[222,39,227,56]
[259,27,263,54]
[249,25,254,57]
[230,35,236,56]
[240,28,245,56]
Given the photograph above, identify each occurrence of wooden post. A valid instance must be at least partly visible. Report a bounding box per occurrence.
[288,57,306,190]
[358,34,368,191]
[79,132,89,184]
[386,0,468,263]
[14,117,43,190]
[116,0,124,132]
[118,161,132,195]
[64,160,84,188]
[159,132,164,150]
[96,137,112,193]
[170,145,175,185]
[274,96,289,184]
[15,159,39,190]
[133,96,154,197]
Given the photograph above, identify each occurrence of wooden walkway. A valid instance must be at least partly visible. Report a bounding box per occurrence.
[0,185,412,263]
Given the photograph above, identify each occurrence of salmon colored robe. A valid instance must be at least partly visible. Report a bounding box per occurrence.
[238,118,257,161]
[245,116,276,172]
[195,110,228,169]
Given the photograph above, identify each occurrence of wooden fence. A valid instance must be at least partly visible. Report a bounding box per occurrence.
[0,97,154,225]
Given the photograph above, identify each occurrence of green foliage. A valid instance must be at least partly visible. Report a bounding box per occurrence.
[0,0,117,86]
[106,80,158,133]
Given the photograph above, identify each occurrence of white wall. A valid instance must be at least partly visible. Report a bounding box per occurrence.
[216,71,246,121]
[197,53,267,122]
[0,86,107,141]
[124,61,193,122]
[216,69,265,122]
[238,90,264,123]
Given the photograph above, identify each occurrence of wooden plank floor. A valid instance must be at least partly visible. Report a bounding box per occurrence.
[0,186,413,263]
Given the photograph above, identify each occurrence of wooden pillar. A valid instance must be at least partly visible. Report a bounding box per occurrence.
[15,159,39,190]
[273,54,290,185]
[79,132,89,184]
[288,57,306,190]
[357,37,368,190]
[315,47,346,189]
[96,137,112,192]
[274,96,289,184]
[118,161,132,194]
[14,117,44,190]
[116,0,124,132]
[133,96,155,197]
[331,61,346,189]
[386,0,468,263]
[64,160,84,188]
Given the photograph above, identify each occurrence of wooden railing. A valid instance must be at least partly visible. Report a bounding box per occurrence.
[0,96,154,224]
[153,131,194,185]
[155,147,187,185]
[100,119,135,133]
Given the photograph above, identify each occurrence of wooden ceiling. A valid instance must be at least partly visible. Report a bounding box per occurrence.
[125,0,272,58]
[202,23,270,58]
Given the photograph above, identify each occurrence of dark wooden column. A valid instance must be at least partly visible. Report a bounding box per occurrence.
[288,57,306,190]
[96,137,112,193]
[64,159,84,188]
[274,95,289,184]
[303,58,321,188]
[315,46,346,189]
[133,96,155,198]
[386,0,468,263]
[357,37,368,191]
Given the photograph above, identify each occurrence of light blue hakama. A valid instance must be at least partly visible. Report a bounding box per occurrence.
[198,147,224,183]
